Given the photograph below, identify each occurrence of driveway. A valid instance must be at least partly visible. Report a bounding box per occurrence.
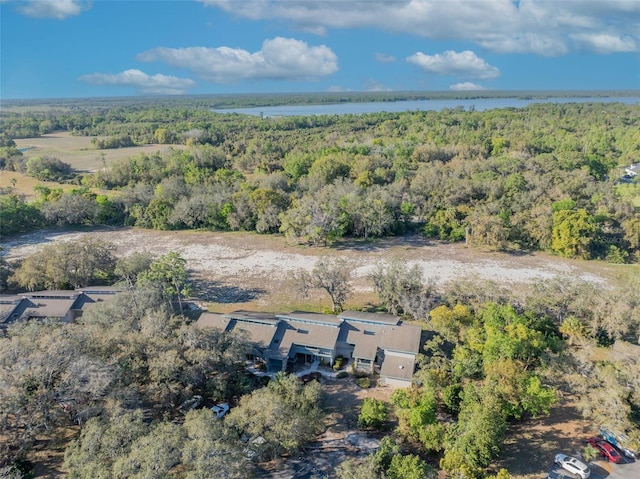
[589,456,640,479]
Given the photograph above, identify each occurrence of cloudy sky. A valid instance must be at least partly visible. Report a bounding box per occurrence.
[1,0,639,99]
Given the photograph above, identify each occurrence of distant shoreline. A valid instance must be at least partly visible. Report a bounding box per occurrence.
[2,89,640,111]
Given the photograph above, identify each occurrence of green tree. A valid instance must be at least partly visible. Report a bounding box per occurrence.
[582,444,599,463]
[63,411,148,478]
[41,192,99,226]
[387,454,435,479]
[111,421,183,479]
[114,252,154,289]
[182,409,251,479]
[374,436,401,472]
[441,386,507,475]
[487,469,511,479]
[369,258,431,317]
[391,387,443,451]
[559,316,588,346]
[225,373,323,459]
[551,209,597,259]
[429,303,474,341]
[10,238,116,290]
[358,398,387,430]
[138,252,193,315]
[0,195,42,240]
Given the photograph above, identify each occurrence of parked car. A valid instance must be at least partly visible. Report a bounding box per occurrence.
[210,402,230,419]
[600,426,638,459]
[587,436,624,463]
[554,454,590,479]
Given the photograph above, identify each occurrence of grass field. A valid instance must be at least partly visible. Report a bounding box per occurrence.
[14,131,186,172]
[0,170,78,200]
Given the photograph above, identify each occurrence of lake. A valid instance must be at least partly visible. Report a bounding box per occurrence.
[214,96,640,117]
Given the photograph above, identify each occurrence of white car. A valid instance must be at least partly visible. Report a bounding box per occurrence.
[211,402,230,419]
[554,454,590,479]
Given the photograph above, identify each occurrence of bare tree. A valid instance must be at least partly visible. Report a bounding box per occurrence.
[295,256,352,313]
[369,258,437,318]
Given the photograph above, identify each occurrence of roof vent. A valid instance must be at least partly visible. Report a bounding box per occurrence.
[399,365,404,369]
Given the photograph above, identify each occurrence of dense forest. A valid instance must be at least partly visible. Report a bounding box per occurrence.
[2,100,640,262]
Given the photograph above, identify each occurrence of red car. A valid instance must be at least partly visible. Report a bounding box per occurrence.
[587,436,624,463]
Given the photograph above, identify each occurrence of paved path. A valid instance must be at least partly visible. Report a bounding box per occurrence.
[591,456,640,479]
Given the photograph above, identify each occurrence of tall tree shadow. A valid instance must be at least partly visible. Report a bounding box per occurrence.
[191,278,265,303]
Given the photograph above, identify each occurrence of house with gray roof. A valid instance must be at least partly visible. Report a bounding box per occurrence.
[0,288,124,330]
[197,308,422,388]
[197,310,281,360]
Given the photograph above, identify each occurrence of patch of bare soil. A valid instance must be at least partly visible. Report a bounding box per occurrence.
[494,394,593,478]
[1,227,620,314]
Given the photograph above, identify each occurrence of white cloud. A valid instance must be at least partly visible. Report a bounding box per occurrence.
[16,0,88,19]
[570,33,638,54]
[198,0,640,56]
[138,37,338,83]
[375,53,396,63]
[80,69,195,95]
[450,82,486,91]
[328,85,352,92]
[407,50,500,80]
[363,80,392,91]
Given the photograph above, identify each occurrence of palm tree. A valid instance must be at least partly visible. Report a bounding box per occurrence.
[559,316,588,346]
[582,444,599,463]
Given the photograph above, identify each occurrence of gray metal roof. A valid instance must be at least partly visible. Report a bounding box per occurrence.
[339,310,400,325]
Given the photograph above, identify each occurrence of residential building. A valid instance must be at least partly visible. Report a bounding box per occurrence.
[197,308,422,388]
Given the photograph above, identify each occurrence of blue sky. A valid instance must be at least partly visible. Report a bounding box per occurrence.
[1,0,639,99]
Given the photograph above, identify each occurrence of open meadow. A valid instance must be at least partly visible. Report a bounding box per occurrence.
[13,132,185,172]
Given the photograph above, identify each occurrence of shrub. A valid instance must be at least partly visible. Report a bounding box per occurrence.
[336,371,348,379]
[357,377,371,389]
[333,355,344,371]
[358,398,387,429]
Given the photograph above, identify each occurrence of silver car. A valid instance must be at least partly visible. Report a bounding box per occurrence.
[554,454,590,479]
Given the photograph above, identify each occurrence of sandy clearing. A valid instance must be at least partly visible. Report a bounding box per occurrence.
[2,227,616,306]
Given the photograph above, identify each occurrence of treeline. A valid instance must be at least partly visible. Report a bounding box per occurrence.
[2,90,637,113]
[1,102,640,260]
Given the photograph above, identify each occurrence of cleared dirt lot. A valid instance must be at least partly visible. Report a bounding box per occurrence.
[1,226,621,314]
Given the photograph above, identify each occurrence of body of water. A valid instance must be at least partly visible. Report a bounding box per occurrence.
[215,96,640,117]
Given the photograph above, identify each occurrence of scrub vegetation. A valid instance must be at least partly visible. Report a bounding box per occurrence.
[1,99,640,265]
